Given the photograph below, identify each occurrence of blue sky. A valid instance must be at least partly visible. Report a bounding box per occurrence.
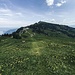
[0,0,75,28]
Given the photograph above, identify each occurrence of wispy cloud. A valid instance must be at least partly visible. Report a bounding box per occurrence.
[0,7,27,27]
[0,8,11,13]
[46,0,54,6]
[0,7,45,27]
[0,8,13,16]
[0,17,28,27]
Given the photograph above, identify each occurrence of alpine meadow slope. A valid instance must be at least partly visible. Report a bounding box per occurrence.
[0,21,75,75]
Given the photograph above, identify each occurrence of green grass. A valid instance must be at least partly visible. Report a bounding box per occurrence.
[0,34,75,75]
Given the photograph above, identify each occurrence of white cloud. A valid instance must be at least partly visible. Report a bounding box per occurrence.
[0,8,24,17]
[46,0,67,7]
[0,8,27,27]
[0,8,11,13]
[51,19,55,22]
[0,8,13,16]
[46,0,54,6]
[0,17,28,27]
[61,0,66,4]
[56,0,67,7]
[15,12,23,17]
[0,8,44,27]
[56,3,62,7]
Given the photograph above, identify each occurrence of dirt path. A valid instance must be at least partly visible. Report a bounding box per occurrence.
[29,41,44,55]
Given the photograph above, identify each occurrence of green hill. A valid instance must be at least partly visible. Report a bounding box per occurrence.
[0,21,75,75]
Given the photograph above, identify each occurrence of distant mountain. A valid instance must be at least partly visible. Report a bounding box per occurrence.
[0,27,18,35]
[5,28,18,34]
[0,28,11,35]
[11,21,75,39]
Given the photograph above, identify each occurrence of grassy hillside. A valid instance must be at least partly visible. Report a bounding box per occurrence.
[0,21,75,75]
